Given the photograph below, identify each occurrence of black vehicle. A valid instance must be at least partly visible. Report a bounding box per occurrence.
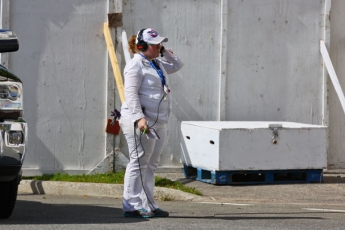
[0,30,27,219]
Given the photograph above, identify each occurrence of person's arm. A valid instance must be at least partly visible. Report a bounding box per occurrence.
[159,48,184,74]
[123,60,146,124]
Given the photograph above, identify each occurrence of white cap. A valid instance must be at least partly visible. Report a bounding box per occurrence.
[136,28,168,44]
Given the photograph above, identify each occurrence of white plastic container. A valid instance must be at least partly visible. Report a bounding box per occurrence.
[180,121,327,171]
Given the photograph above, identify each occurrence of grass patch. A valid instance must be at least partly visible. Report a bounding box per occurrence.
[23,171,202,196]
[25,171,126,184]
[155,176,202,195]
[159,194,176,201]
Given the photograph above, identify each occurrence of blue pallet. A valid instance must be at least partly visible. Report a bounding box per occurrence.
[183,164,323,185]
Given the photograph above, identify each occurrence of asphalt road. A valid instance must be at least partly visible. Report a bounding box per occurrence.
[3,172,345,229]
[1,193,345,230]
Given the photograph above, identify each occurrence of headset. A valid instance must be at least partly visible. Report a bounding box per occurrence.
[136,28,148,52]
[137,28,165,57]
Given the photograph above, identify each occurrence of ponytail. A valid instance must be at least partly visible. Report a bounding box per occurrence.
[128,35,138,54]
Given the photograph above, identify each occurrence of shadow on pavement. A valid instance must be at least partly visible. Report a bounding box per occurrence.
[1,200,147,225]
[175,175,345,184]
[168,216,323,220]
[3,199,325,224]
[323,175,345,183]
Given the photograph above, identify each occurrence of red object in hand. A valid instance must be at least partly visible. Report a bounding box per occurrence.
[105,119,120,135]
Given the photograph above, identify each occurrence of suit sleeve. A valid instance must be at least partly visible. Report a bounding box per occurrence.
[123,59,145,123]
[159,49,184,74]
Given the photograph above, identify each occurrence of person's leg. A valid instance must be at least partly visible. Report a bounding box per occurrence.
[120,117,155,215]
[140,122,167,212]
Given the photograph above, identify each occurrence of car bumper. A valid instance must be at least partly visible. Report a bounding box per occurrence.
[0,120,27,181]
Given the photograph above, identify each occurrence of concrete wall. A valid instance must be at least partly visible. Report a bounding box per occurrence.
[226,1,326,124]
[329,0,345,169]
[120,0,329,168]
[4,0,112,175]
[121,0,223,167]
[2,0,345,174]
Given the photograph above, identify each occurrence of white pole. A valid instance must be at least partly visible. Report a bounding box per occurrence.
[320,40,345,114]
[218,0,227,121]
[121,29,131,64]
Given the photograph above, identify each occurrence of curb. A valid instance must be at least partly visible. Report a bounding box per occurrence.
[18,180,203,202]
[324,169,345,174]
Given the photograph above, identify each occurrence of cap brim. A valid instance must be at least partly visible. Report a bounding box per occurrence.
[148,36,168,44]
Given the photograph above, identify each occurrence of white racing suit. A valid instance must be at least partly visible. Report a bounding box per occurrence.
[120,49,183,212]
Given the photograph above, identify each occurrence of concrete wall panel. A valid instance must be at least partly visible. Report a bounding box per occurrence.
[122,0,221,166]
[227,0,325,124]
[329,0,345,169]
[2,0,344,172]
[8,0,109,174]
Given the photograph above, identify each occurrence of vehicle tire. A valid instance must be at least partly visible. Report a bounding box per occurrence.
[0,176,19,219]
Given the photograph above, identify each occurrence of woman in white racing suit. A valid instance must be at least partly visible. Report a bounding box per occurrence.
[119,28,183,218]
